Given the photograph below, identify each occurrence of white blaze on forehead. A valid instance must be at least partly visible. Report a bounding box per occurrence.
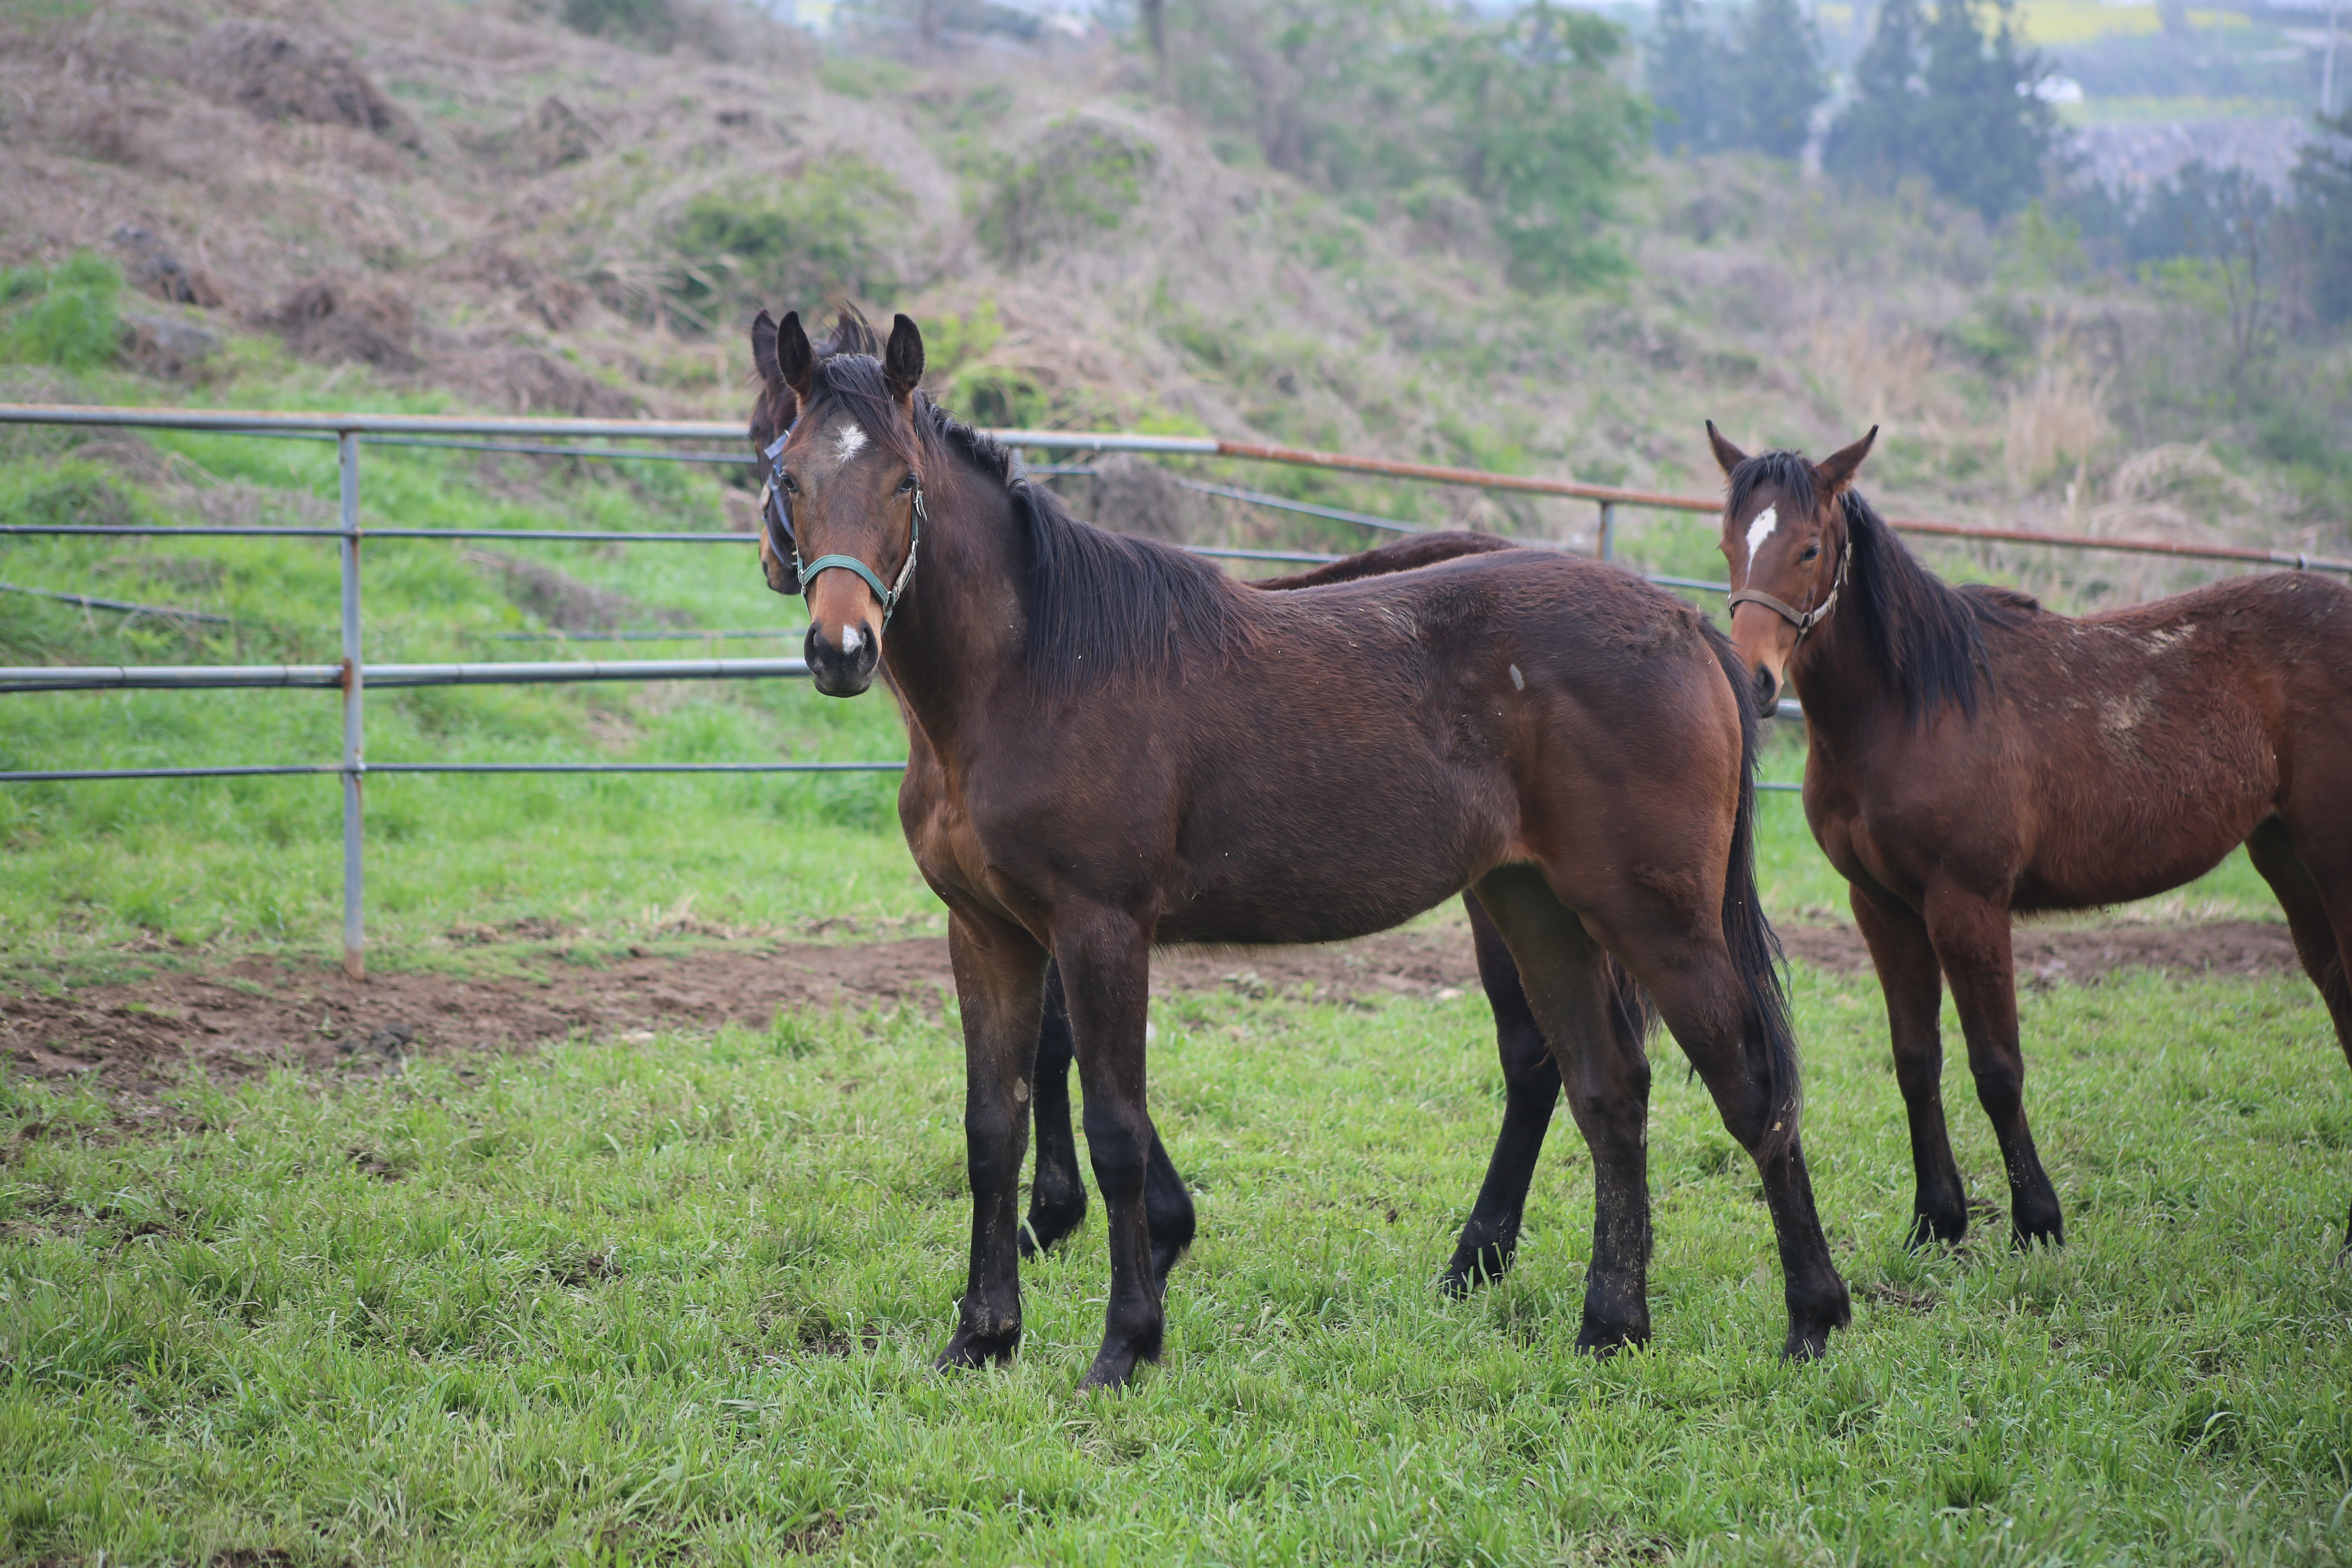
[831,420,869,464]
[1744,505,1780,562]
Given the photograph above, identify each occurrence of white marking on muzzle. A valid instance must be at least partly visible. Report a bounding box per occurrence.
[833,421,868,463]
[839,624,864,654]
[1744,505,1779,563]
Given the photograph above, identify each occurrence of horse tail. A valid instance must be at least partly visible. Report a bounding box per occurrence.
[1702,621,1801,1161]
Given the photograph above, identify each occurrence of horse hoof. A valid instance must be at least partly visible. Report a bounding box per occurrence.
[935,1323,1020,1371]
[1078,1337,1160,1392]
[1438,1242,1511,1298]
[1148,1241,1192,1294]
[1905,1209,1968,1249]
[1781,1324,1836,1362]
[2011,1214,2065,1251]
[1573,1320,1649,1356]
[1021,1200,1085,1258]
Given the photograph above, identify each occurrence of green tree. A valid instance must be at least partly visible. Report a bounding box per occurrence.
[1648,0,1730,154]
[1825,0,2054,220]
[1160,0,1646,290]
[1428,2,1650,287]
[2291,108,2352,324]
[1822,0,1926,190]
[1912,0,2054,220]
[1730,0,1828,160]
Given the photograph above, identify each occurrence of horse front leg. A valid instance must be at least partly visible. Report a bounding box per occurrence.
[1925,889,2063,1248]
[1442,891,1564,1296]
[1054,906,1165,1390]
[936,907,1049,1370]
[1851,880,1968,1246]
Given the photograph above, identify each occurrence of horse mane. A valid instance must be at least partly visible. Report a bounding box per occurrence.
[791,308,1251,699]
[1838,488,2028,724]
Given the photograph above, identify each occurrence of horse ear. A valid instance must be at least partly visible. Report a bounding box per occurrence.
[884,314,924,407]
[1814,426,1878,497]
[751,310,785,399]
[775,310,817,403]
[1706,420,1748,477]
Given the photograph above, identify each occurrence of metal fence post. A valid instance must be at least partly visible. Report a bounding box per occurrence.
[338,431,365,979]
[1597,501,1615,562]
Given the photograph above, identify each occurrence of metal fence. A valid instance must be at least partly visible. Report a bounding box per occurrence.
[6,401,2348,976]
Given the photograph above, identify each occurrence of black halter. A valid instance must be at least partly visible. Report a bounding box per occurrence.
[760,428,926,628]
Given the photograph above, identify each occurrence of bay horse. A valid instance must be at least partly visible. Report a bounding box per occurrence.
[1712,422,2352,1252]
[750,306,1851,1386]
[750,317,1598,1300]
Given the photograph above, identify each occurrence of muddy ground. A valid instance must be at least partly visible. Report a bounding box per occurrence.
[0,920,2306,1098]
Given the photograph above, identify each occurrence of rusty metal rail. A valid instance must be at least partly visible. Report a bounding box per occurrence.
[2,402,2337,969]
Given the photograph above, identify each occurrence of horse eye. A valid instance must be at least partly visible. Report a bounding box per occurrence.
[781,472,799,494]
[1801,545,1820,561]
[897,473,916,493]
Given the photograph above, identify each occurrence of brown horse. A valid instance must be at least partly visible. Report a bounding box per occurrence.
[748,318,1566,1298]
[750,306,1851,1388]
[1713,423,2352,1252]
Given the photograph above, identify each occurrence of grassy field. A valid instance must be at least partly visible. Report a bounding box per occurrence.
[2,962,2348,1564]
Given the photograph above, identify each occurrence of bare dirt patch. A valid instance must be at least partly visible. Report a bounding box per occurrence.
[0,922,2303,1098]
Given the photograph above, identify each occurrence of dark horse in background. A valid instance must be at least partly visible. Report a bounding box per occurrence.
[749,317,1604,1300]
[748,306,1849,1388]
[1712,423,2352,1252]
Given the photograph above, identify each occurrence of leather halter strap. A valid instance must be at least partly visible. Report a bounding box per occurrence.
[1726,533,1850,645]
[761,430,927,630]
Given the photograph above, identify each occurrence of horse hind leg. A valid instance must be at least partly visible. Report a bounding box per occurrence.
[1025,961,1196,1287]
[1924,889,2063,1248]
[2246,818,2352,1256]
[1469,867,1657,1352]
[1442,891,1569,1296]
[1022,963,1089,1259]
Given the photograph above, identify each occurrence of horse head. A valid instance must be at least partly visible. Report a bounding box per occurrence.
[1708,421,1877,714]
[749,306,927,698]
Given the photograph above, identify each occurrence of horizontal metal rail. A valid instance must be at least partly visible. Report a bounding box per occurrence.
[0,657,810,693]
[1175,479,1423,535]
[0,523,753,542]
[0,581,230,623]
[489,626,801,641]
[0,761,905,782]
[9,402,2342,572]
[214,428,752,463]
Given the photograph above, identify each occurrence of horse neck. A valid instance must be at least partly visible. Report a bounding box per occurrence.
[1786,529,1901,746]
[878,459,1026,744]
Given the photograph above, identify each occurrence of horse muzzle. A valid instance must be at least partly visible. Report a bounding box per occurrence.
[806,620,880,698]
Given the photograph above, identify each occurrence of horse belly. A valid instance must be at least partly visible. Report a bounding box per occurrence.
[2018,695,2276,911]
[1156,776,1504,947]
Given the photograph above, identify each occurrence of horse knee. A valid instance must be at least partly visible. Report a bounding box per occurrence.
[1081,1107,1151,1193]
[1890,1048,1943,1104]
[1969,1058,2025,1114]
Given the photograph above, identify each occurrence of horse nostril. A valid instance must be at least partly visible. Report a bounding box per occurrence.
[1752,665,1780,715]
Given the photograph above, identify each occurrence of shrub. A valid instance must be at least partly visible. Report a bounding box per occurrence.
[561,0,677,49]
[980,118,1157,268]
[0,252,123,370]
[667,156,915,325]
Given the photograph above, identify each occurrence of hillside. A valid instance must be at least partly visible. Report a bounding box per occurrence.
[4,0,2345,561]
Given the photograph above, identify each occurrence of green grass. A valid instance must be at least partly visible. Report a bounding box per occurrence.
[2,964,2348,1564]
